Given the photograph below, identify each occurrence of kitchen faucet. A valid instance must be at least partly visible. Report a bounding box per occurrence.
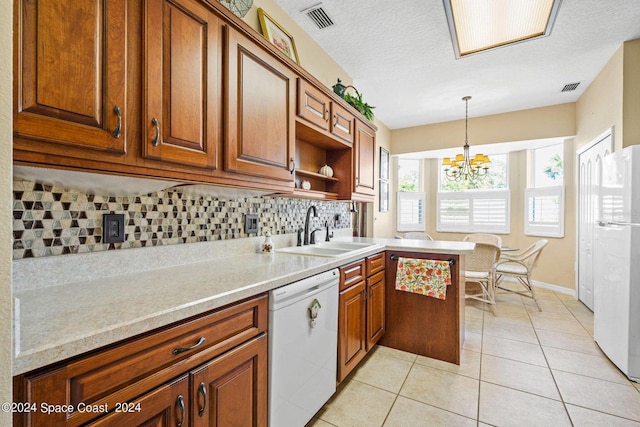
[303,205,318,245]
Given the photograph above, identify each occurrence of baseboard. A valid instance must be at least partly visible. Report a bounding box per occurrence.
[500,277,576,298]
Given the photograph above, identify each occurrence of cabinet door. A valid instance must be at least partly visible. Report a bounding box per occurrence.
[87,375,189,427]
[191,334,268,427]
[354,121,376,197]
[330,102,355,144]
[367,270,386,350]
[143,0,221,168]
[297,78,330,132]
[14,0,126,153]
[338,281,367,383]
[226,28,296,183]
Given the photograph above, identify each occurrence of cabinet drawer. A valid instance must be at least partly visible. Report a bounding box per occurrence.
[339,259,365,291]
[366,252,385,276]
[297,78,330,132]
[18,294,267,426]
[331,102,355,144]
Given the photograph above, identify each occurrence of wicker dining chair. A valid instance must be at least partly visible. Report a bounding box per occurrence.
[495,239,548,311]
[396,232,434,240]
[464,242,501,315]
[463,233,503,248]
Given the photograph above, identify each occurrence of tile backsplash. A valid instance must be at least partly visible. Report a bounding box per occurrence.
[12,179,350,260]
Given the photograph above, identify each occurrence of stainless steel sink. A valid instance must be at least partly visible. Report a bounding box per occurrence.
[275,241,377,257]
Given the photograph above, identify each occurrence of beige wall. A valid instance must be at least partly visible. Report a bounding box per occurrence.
[243,0,352,90]
[1,0,13,424]
[392,103,575,155]
[622,39,640,147]
[371,119,394,238]
[575,46,623,151]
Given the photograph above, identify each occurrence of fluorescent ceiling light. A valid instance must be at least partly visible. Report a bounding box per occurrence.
[444,0,562,58]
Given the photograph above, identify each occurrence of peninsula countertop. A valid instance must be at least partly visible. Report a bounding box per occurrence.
[12,236,474,375]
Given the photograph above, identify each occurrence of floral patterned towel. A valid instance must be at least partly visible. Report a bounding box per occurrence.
[395,257,452,300]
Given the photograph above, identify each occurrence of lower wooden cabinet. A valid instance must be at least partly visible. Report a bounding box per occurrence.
[366,270,386,349]
[190,334,267,427]
[87,334,267,427]
[337,253,386,383]
[338,279,367,382]
[13,294,268,426]
[87,375,190,427]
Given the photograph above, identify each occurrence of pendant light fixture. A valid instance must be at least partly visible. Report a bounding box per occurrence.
[442,96,490,182]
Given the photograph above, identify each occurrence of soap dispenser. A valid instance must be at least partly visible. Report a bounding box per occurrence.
[261,229,274,253]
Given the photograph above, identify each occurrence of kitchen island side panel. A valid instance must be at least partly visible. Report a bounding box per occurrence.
[379,251,464,364]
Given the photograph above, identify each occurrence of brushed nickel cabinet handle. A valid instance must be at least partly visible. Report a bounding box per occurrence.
[172,337,205,355]
[176,395,185,427]
[151,117,160,147]
[112,106,122,139]
[198,382,207,417]
[290,157,295,174]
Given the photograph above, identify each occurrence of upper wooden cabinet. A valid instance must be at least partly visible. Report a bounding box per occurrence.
[296,78,355,145]
[225,27,296,183]
[12,0,374,198]
[14,0,127,153]
[143,0,222,169]
[353,120,376,200]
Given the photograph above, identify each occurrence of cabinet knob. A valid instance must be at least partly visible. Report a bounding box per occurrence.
[151,117,161,147]
[112,105,122,139]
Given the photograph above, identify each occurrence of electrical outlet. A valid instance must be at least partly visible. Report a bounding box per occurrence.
[103,213,125,243]
[245,214,259,235]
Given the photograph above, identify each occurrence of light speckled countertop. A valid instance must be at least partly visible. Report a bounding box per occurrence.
[12,236,474,375]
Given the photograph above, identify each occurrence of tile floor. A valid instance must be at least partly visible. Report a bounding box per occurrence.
[308,287,640,426]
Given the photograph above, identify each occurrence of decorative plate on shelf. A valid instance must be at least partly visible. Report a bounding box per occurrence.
[218,0,253,18]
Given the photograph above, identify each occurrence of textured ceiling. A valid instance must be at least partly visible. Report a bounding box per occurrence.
[272,0,640,130]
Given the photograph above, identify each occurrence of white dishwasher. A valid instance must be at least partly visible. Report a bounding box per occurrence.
[268,268,339,427]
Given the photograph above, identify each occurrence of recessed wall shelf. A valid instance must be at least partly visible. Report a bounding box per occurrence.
[296,169,339,182]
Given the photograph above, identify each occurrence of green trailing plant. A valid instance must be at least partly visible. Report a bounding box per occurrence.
[344,92,375,121]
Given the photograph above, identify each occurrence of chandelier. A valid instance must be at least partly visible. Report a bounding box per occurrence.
[442,96,490,182]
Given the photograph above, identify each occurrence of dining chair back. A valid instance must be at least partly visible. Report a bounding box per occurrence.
[463,233,503,248]
[464,242,501,315]
[398,232,434,240]
[496,239,549,311]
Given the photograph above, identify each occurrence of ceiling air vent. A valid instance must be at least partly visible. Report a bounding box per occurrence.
[561,82,580,92]
[302,4,334,29]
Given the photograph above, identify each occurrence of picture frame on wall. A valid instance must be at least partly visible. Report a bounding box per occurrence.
[380,147,389,180]
[379,180,389,212]
[257,8,300,65]
[379,147,389,212]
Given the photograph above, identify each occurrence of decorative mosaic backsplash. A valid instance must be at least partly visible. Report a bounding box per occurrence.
[12,179,350,259]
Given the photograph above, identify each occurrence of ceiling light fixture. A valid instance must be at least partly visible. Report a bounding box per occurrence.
[442,96,490,182]
[444,0,562,58]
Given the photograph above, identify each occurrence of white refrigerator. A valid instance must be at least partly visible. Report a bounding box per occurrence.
[593,145,640,382]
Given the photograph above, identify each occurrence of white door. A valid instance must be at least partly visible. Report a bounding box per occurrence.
[577,130,612,310]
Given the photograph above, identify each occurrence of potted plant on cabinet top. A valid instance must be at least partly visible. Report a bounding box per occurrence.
[332,79,375,121]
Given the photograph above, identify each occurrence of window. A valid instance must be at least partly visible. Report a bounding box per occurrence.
[525,143,564,237]
[437,154,509,233]
[397,159,425,231]
[437,190,510,233]
[398,192,426,231]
